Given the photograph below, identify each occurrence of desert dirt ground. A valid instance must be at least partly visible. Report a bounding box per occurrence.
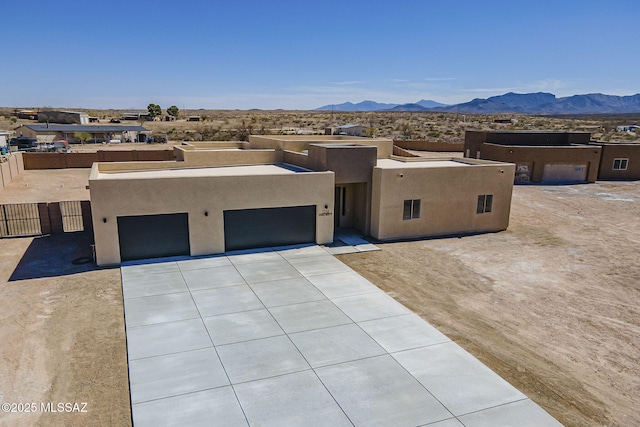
[338,181,640,427]
[0,179,638,426]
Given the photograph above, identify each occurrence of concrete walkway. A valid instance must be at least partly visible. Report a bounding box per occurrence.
[121,245,562,427]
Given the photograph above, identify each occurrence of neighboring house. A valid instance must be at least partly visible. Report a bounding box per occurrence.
[616,125,639,132]
[89,135,514,266]
[13,124,149,144]
[120,112,153,121]
[590,142,640,180]
[326,124,364,137]
[0,130,10,148]
[38,110,90,125]
[464,130,601,184]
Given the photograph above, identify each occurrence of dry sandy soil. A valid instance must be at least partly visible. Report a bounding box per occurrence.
[0,177,638,426]
[339,181,640,427]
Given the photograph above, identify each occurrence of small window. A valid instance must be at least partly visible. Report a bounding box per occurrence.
[613,158,628,170]
[403,199,421,220]
[477,194,493,214]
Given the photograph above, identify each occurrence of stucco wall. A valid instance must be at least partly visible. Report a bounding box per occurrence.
[90,166,335,266]
[0,153,23,190]
[248,135,393,158]
[480,143,601,182]
[595,143,640,180]
[370,161,515,240]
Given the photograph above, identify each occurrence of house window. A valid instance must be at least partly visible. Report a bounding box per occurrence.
[403,199,421,220]
[613,158,628,170]
[476,194,493,214]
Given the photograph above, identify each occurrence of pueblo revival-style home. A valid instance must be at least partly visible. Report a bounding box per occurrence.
[89,135,515,266]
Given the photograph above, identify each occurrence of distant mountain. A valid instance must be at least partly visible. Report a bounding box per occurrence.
[384,103,430,112]
[315,100,398,112]
[431,92,640,114]
[416,99,447,109]
[315,93,640,114]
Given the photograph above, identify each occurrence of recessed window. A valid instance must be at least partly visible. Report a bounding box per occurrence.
[613,158,628,170]
[476,194,493,214]
[403,199,421,220]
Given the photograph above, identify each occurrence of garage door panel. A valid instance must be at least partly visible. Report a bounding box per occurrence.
[542,164,587,184]
[118,213,190,262]
[224,206,316,251]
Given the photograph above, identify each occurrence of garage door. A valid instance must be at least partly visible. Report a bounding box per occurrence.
[224,205,316,251]
[542,164,588,184]
[117,213,190,262]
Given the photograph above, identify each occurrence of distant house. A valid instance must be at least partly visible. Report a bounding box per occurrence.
[325,124,364,137]
[13,124,149,144]
[38,110,90,125]
[616,125,639,132]
[187,116,201,122]
[0,130,11,148]
[120,112,153,121]
[13,110,38,120]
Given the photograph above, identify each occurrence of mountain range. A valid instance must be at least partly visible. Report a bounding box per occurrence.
[315,93,640,114]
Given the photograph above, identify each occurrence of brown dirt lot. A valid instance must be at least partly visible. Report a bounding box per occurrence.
[338,181,640,427]
[0,179,638,427]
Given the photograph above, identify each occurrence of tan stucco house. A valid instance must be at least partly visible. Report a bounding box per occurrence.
[89,135,515,266]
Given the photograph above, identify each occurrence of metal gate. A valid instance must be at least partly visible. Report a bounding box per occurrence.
[60,201,85,232]
[0,203,42,237]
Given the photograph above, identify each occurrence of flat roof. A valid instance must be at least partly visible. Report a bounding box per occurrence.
[376,158,471,169]
[96,163,308,180]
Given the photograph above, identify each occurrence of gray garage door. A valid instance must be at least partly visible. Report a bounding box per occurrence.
[117,213,190,262]
[542,164,588,184]
[224,205,316,252]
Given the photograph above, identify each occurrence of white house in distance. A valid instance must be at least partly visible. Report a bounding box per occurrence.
[0,130,10,148]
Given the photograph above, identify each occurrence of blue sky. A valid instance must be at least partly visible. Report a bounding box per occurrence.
[2,0,639,110]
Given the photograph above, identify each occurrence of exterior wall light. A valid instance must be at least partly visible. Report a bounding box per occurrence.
[398,173,404,178]
[102,218,107,223]
[204,211,209,216]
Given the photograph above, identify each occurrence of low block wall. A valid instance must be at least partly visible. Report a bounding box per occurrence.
[0,153,24,190]
[22,150,174,170]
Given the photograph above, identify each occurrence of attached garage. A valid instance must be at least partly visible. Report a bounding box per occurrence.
[542,164,588,184]
[117,213,190,262]
[224,205,316,251]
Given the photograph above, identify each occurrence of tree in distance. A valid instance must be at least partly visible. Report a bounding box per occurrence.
[147,103,162,119]
[167,105,179,119]
[74,131,92,145]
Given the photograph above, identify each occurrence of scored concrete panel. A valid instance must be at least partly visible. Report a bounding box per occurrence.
[132,387,248,427]
[234,370,352,427]
[121,261,179,280]
[121,270,188,299]
[182,265,246,291]
[202,309,285,346]
[277,245,331,259]
[332,292,411,322]
[316,355,452,427]
[268,300,353,334]
[289,323,386,368]
[249,277,326,308]
[129,347,229,404]
[234,259,303,284]
[177,256,232,271]
[216,335,310,384]
[358,313,451,353]
[392,342,526,416]
[306,271,382,298]
[286,254,354,277]
[191,285,264,317]
[123,292,200,327]
[127,318,212,360]
[227,251,283,265]
[419,419,466,427]
[458,399,564,427]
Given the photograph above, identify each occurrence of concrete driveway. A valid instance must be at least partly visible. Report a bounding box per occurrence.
[121,245,562,427]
